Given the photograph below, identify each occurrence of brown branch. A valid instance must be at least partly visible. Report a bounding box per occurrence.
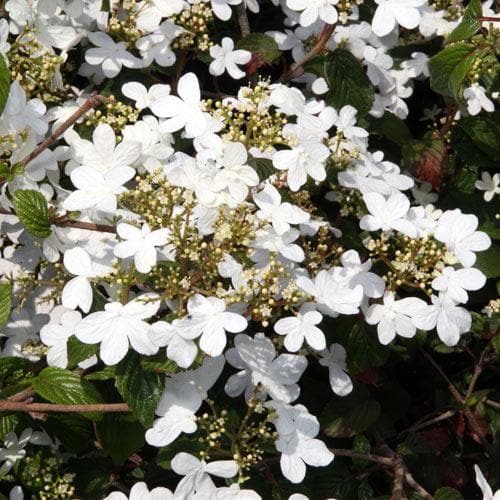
[421,350,492,453]
[0,400,130,413]
[390,457,406,500]
[281,23,335,82]
[235,3,251,38]
[465,345,492,400]
[329,448,394,466]
[485,399,500,411]
[7,387,36,403]
[478,16,500,22]
[399,409,456,437]
[20,93,111,167]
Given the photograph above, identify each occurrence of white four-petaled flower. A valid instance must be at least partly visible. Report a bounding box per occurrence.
[209,37,251,80]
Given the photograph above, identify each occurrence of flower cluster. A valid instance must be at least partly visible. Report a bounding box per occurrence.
[0,0,498,498]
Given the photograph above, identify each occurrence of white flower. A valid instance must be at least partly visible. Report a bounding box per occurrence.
[9,486,23,500]
[432,267,486,304]
[412,181,438,205]
[253,227,305,263]
[273,139,329,192]
[152,72,209,138]
[114,222,170,274]
[360,191,417,237]
[296,270,364,317]
[274,305,326,352]
[104,482,173,500]
[286,0,339,27]
[318,343,353,396]
[434,209,491,267]
[0,429,33,474]
[85,32,142,78]
[209,0,243,21]
[72,123,141,174]
[412,294,472,347]
[176,294,247,356]
[209,37,251,79]
[463,84,495,116]
[225,333,307,403]
[62,166,135,213]
[474,465,500,500]
[171,452,238,500]
[475,172,500,202]
[149,320,199,369]
[253,183,310,235]
[121,82,171,111]
[62,248,98,313]
[3,81,48,135]
[146,356,224,447]
[333,105,369,143]
[75,294,160,365]
[265,402,334,483]
[215,484,262,499]
[40,308,82,368]
[365,292,427,345]
[372,0,426,37]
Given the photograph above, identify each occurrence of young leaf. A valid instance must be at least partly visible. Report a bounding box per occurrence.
[446,0,482,43]
[237,33,280,63]
[434,487,464,500]
[32,367,104,420]
[0,282,12,329]
[12,189,52,238]
[429,43,484,98]
[0,55,10,115]
[115,352,164,428]
[305,48,375,116]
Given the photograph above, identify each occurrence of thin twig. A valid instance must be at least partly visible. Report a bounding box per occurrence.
[478,16,500,22]
[485,399,500,411]
[20,94,111,167]
[329,448,394,466]
[235,3,251,38]
[399,409,456,437]
[0,400,130,413]
[465,345,492,400]
[7,387,36,402]
[281,23,335,82]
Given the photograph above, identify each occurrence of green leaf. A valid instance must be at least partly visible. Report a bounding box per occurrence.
[345,323,389,374]
[352,434,371,467]
[434,487,464,500]
[115,352,163,428]
[446,0,481,43]
[455,111,500,161]
[474,243,500,278]
[320,387,381,438]
[0,357,35,380]
[97,414,145,464]
[0,56,10,115]
[305,48,374,116]
[429,43,476,98]
[42,414,94,453]
[0,282,12,329]
[32,367,104,420]
[366,112,412,146]
[247,156,275,182]
[237,33,280,63]
[0,414,19,440]
[66,336,99,368]
[12,189,52,238]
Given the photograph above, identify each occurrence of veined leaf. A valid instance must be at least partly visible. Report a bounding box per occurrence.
[12,189,52,238]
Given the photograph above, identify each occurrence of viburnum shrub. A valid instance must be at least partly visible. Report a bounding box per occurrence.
[0,0,498,498]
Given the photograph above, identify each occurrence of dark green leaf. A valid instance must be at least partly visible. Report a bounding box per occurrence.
[115,352,163,428]
[446,0,481,43]
[0,55,10,115]
[429,43,476,98]
[0,414,18,440]
[434,487,464,500]
[320,387,381,438]
[474,243,500,278]
[305,48,374,116]
[366,113,412,146]
[42,414,94,453]
[0,282,11,329]
[12,189,52,238]
[237,33,280,63]
[345,323,389,374]
[66,336,99,368]
[32,367,104,420]
[352,434,371,467]
[247,156,275,182]
[0,357,35,380]
[97,414,145,464]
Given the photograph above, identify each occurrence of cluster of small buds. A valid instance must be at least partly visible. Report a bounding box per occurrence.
[107,10,142,47]
[170,2,214,51]
[482,298,500,318]
[197,406,228,452]
[304,227,344,273]
[466,29,500,83]
[0,131,19,157]
[367,235,447,294]
[327,185,365,218]
[8,30,66,103]
[20,451,75,499]
[337,0,363,24]
[232,398,276,477]
[213,206,257,250]
[83,97,139,133]
[119,173,185,229]
[21,338,48,358]
[204,83,290,151]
